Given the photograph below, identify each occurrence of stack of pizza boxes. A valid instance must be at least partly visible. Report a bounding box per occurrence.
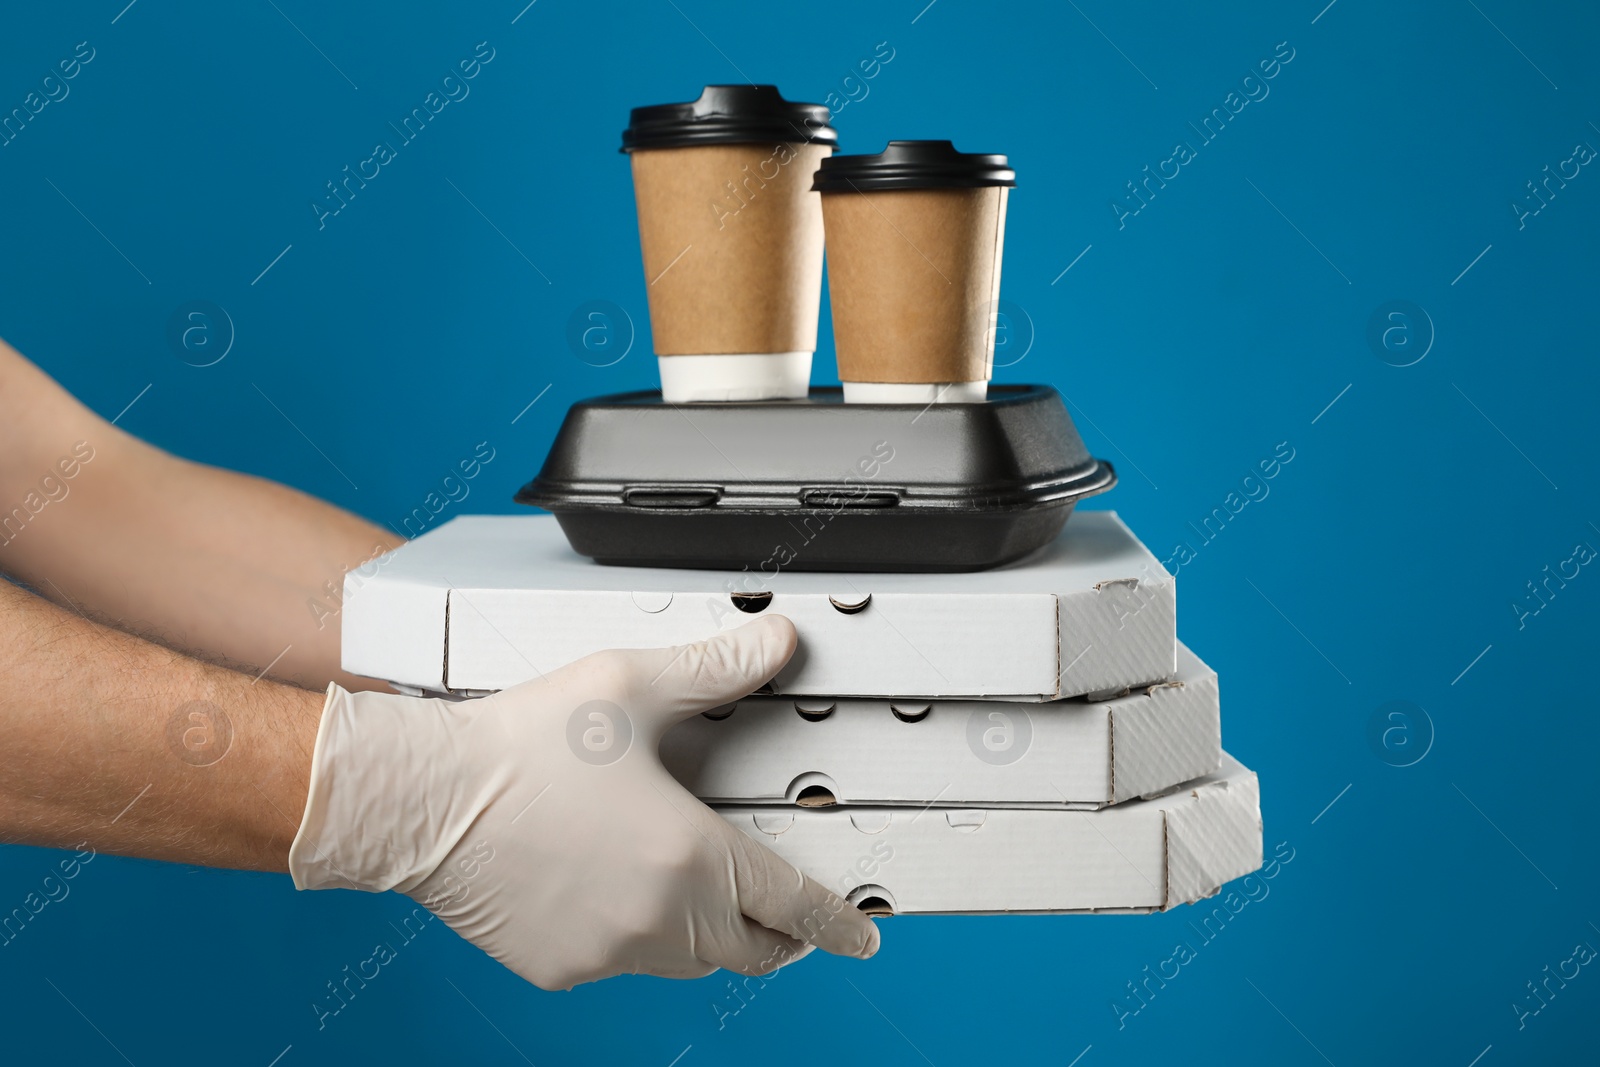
[342,505,1263,918]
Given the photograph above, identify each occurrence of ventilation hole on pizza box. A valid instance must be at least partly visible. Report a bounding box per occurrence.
[795,785,838,808]
[891,703,931,723]
[795,700,835,722]
[848,885,897,917]
[730,592,772,613]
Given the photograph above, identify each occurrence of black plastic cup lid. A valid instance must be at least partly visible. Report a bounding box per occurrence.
[812,140,1015,193]
[621,85,837,153]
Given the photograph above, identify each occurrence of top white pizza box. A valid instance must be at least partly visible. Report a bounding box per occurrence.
[342,510,1177,700]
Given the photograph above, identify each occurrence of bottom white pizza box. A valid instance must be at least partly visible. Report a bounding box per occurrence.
[665,644,1220,809]
[715,753,1262,915]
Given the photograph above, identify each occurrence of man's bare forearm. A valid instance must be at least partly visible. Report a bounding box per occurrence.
[0,578,321,870]
[0,339,402,690]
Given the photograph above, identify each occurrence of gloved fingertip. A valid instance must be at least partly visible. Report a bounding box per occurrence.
[751,613,797,654]
[860,919,881,959]
[738,614,797,678]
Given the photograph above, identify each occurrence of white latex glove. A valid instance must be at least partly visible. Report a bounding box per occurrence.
[289,614,879,990]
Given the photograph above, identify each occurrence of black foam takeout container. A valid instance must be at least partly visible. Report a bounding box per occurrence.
[515,385,1116,572]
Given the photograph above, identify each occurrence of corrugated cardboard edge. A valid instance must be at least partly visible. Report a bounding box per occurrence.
[1110,647,1222,803]
[1054,596,1063,702]
[1062,542,1178,699]
[1161,758,1262,909]
[1104,698,1116,806]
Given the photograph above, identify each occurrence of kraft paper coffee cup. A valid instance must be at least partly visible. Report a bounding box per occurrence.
[622,86,835,402]
[813,141,1016,404]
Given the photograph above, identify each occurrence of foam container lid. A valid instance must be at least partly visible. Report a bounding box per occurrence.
[515,385,1115,572]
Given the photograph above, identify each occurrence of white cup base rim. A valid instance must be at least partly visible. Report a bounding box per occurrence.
[841,381,989,404]
[657,352,812,403]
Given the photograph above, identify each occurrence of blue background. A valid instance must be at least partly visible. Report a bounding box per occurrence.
[3,1,1597,1064]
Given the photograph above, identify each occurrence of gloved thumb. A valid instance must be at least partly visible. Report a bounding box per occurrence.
[622,615,797,729]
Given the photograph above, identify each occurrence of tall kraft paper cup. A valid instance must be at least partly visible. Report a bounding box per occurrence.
[622,86,836,402]
[813,141,1016,403]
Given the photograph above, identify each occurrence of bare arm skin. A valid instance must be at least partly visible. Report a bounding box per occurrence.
[0,577,319,869]
[0,338,403,691]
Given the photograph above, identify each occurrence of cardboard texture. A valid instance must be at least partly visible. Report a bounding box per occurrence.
[822,186,1008,383]
[662,643,1219,808]
[715,753,1262,915]
[631,143,829,356]
[342,511,1177,699]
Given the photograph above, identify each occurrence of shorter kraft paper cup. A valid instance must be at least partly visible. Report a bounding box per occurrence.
[814,141,1015,404]
[622,86,836,402]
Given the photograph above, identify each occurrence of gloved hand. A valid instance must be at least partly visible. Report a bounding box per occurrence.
[289,614,879,990]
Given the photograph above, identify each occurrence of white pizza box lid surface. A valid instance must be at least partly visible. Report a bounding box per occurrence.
[342,511,1177,700]
[716,753,1263,915]
[663,643,1219,808]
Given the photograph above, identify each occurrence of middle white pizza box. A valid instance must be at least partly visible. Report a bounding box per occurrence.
[663,643,1220,808]
[341,510,1177,700]
[716,753,1263,915]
